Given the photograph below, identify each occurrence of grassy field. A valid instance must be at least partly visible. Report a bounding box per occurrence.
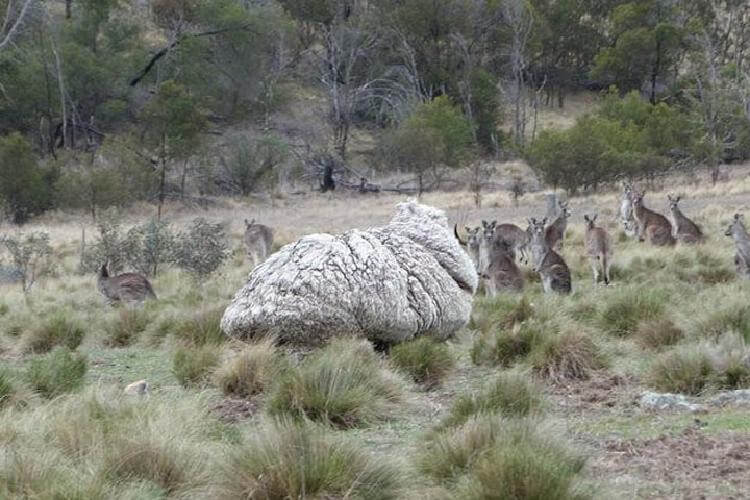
[2,171,750,498]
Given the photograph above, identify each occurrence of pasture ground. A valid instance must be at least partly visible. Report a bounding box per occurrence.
[2,168,750,498]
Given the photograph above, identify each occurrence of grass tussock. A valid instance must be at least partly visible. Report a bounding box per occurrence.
[389,336,455,388]
[635,317,684,349]
[647,345,714,395]
[470,295,533,334]
[174,306,225,345]
[0,369,15,407]
[213,338,285,397]
[268,338,403,428]
[24,313,85,353]
[598,286,667,336]
[172,344,221,388]
[217,419,404,500]
[104,308,151,347]
[440,371,545,429]
[418,416,588,499]
[471,318,544,367]
[26,347,87,398]
[530,330,606,383]
[690,300,750,341]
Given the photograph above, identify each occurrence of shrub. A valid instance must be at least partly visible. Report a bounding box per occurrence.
[26,347,87,398]
[173,218,230,278]
[440,371,544,429]
[217,419,403,500]
[174,307,225,345]
[598,287,667,337]
[530,330,605,383]
[471,318,545,367]
[268,339,403,428]
[24,313,85,353]
[123,217,177,276]
[214,339,284,397]
[389,337,454,388]
[647,345,714,395]
[1,231,53,293]
[104,308,152,347]
[460,419,588,500]
[0,132,56,224]
[172,345,221,388]
[635,318,684,349]
[80,210,128,274]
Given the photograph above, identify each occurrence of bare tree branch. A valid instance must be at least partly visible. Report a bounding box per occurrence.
[0,0,35,52]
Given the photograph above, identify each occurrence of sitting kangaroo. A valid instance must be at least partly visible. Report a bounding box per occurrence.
[529,217,571,294]
[454,224,482,271]
[481,237,524,296]
[667,195,704,244]
[545,201,570,251]
[97,263,156,305]
[244,218,274,269]
[630,190,675,246]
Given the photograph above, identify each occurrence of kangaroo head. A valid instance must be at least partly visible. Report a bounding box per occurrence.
[667,194,681,211]
[583,214,597,229]
[632,190,646,208]
[99,262,109,278]
[245,218,255,229]
[727,213,745,237]
[466,226,481,248]
[480,220,496,243]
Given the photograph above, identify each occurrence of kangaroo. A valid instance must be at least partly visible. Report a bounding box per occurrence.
[494,223,531,265]
[667,195,704,244]
[620,181,637,237]
[583,214,612,285]
[725,214,750,279]
[97,263,156,305]
[476,220,497,273]
[528,217,571,294]
[545,201,570,251]
[454,224,482,270]
[244,219,274,268]
[630,190,675,246]
[481,237,524,296]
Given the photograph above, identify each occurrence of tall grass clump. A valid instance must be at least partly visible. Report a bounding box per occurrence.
[635,318,684,349]
[172,344,221,388]
[470,295,533,334]
[389,336,455,388]
[530,330,606,383]
[268,339,403,428]
[24,313,85,353]
[647,345,714,395]
[471,318,546,367]
[104,308,151,347]
[418,416,588,499]
[214,339,285,397]
[0,369,15,407]
[598,286,667,336]
[707,332,750,390]
[440,371,545,429]
[217,419,404,500]
[689,299,750,341]
[26,347,87,397]
[174,306,225,345]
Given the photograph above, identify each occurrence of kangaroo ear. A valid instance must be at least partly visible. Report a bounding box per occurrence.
[676,196,681,203]
[735,213,742,220]
[542,217,548,225]
[592,214,598,222]
[465,225,471,233]
[584,215,590,222]
[667,194,673,202]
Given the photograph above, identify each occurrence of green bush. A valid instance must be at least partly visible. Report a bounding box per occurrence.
[268,339,403,428]
[104,308,152,347]
[26,347,87,398]
[173,218,230,278]
[218,419,403,500]
[24,314,85,353]
[647,345,714,395]
[390,337,454,388]
[172,345,220,388]
[0,132,56,224]
[441,371,544,429]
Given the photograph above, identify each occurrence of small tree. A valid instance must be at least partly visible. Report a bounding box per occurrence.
[1,231,53,293]
[218,134,289,196]
[0,133,56,224]
[79,210,128,274]
[173,218,229,279]
[123,218,177,277]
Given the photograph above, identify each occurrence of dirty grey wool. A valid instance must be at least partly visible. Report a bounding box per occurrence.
[221,201,478,345]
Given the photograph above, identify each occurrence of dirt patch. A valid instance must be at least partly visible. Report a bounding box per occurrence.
[592,426,750,498]
[551,372,639,416]
[211,396,261,423]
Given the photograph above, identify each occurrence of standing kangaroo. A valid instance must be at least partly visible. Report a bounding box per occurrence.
[529,218,572,294]
[620,181,637,237]
[481,237,524,296]
[725,214,750,279]
[545,201,570,251]
[631,190,675,246]
[667,195,704,244]
[494,222,531,265]
[244,219,274,269]
[583,214,613,285]
[454,224,482,271]
[97,263,156,305]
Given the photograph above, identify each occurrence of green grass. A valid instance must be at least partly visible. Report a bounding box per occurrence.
[217,419,404,500]
[440,371,545,429]
[213,339,285,397]
[647,345,714,395]
[0,369,14,407]
[173,306,225,345]
[172,344,221,388]
[24,313,85,353]
[104,308,151,347]
[635,317,684,349]
[530,329,606,383]
[389,336,455,388]
[26,347,87,398]
[268,339,403,428]
[598,286,667,336]
[471,318,545,367]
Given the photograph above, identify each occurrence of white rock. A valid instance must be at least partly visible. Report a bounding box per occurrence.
[639,391,705,412]
[124,380,149,396]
